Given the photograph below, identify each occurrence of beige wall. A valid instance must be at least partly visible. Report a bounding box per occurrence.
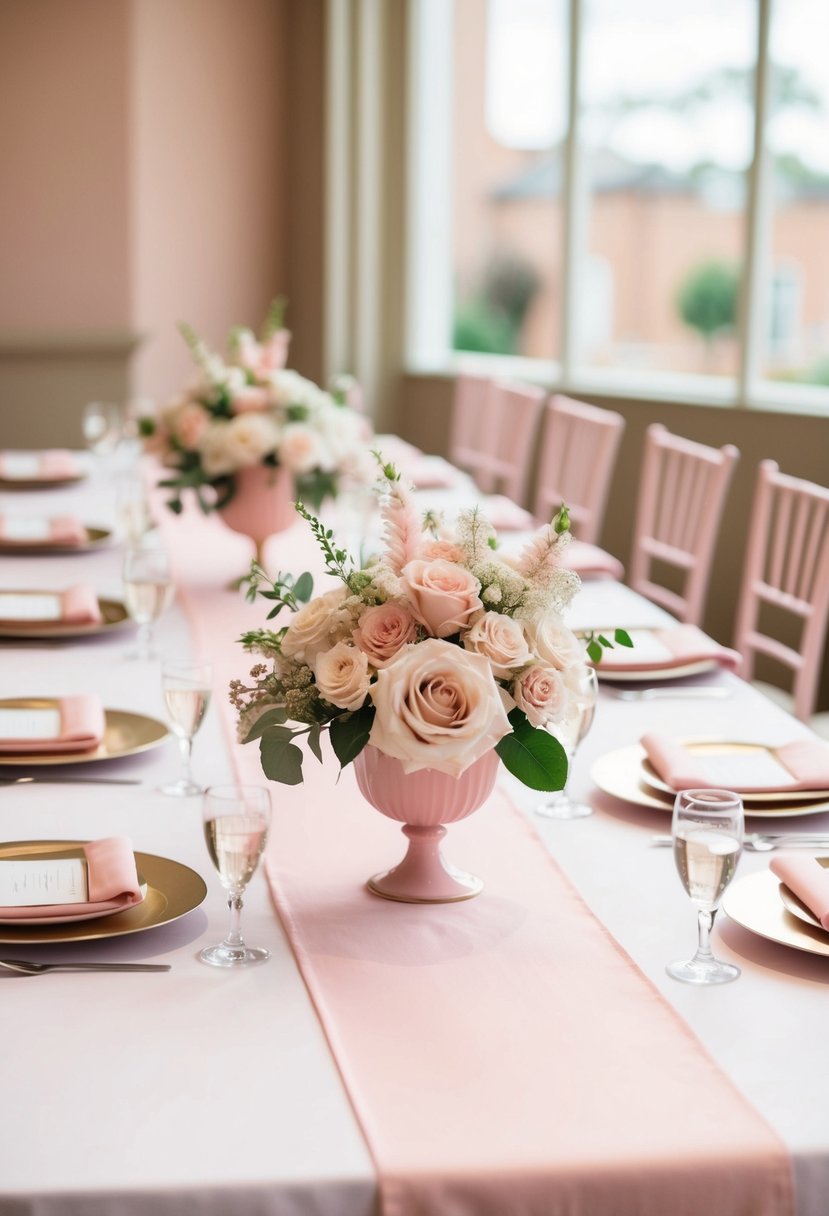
[394,373,829,709]
[0,0,289,447]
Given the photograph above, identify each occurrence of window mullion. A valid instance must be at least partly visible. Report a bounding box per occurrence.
[559,0,584,385]
[738,0,773,407]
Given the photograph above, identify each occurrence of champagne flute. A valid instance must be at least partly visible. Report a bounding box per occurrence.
[200,785,272,968]
[82,401,122,475]
[122,544,173,660]
[535,667,599,820]
[116,472,153,544]
[667,789,743,985]
[160,659,212,796]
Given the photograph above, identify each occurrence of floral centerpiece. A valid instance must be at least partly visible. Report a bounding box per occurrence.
[140,298,373,515]
[231,459,627,795]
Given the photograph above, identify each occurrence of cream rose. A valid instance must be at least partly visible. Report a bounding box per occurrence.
[352,601,418,667]
[314,642,370,711]
[280,586,351,665]
[173,402,210,449]
[401,559,483,639]
[417,539,465,563]
[279,423,327,474]
[462,612,533,678]
[511,664,570,728]
[367,638,510,777]
[524,614,584,672]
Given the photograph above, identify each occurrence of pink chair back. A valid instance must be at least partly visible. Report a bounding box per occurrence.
[450,377,544,505]
[533,394,625,541]
[734,460,829,721]
[630,423,739,625]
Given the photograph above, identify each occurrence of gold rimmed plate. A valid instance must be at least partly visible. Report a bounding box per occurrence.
[723,868,829,958]
[0,841,206,944]
[591,743,829,819]
[0,700,169,766]
[0,593,132,639]
[595,659,717,684]
[777,856,829,931]
[0,527,113,556]
[639,739,829,805]
[0,470,86,491]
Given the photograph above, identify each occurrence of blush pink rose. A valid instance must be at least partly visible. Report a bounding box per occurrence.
[174,403,210,449]
[462,612,533,678]
[417,539,465,563]
[367,638,510,777]
[230,386,270,414]
[352,601,418,667]
[314,642,370,711]
[401,559,482,639]
[511,664,569,728]
[524,614,583,671]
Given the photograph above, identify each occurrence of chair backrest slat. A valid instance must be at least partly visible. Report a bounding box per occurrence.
[630,424,739,625]
[449,376,543,505]
[734,460,829,721]
[533,395,625,542]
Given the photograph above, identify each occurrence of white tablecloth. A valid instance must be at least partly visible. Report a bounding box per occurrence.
[1,457,827,1214]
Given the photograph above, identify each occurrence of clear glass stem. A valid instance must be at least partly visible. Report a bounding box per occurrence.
[137,622,152,661]
[224,891,245,950]
[179,735,194,786]
[693,907,715,963]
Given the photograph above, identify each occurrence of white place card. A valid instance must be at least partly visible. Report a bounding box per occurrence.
[600,630,673,665]
[4,518,51,542]
[0,593,62,621]
[0,859,88,907]
[698,751,797,789]
[1,455,41,479]
[0,707,61,741]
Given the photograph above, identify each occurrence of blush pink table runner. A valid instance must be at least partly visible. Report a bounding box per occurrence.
[159,494,794,1216]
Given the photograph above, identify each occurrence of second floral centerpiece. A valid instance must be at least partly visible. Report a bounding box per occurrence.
[231,460,597,901]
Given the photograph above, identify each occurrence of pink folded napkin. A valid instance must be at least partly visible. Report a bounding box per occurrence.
[374,434,423,465]
[0,694,106,754]
[0,838,143,922]
[0,450,79,480]
[61,585,103,624]
[404,455,461,489]
[597,624,741,673]
[484,495,536,531]
[641,733,829,794]
[0,516,87,545]
[561,541,625,581]
[770,854,829,930]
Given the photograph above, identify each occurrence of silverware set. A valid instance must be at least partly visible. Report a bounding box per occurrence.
[651,833,829,853]
[0,958,171,975]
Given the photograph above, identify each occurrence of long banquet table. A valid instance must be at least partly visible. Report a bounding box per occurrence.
[1,452,828,1215]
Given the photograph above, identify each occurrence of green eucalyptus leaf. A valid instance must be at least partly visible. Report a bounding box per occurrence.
[329,705,375,769]
[614,628,634,648]
[259,735,304,786]
[586,639,603,664]
[495,712,568,792]
[294,572,314,603]
[307,724,323,763]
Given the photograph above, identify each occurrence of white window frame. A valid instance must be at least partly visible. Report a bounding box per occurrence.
[401,0,829,417]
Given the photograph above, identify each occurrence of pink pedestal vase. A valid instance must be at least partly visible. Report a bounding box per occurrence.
[352,745,500,903]
[217,463,295,567]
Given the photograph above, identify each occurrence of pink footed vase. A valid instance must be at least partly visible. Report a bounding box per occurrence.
[217,463,295,566]
[352,745,500,903]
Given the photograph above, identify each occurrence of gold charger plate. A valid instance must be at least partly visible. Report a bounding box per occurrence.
[0,472,86,491]
[595,659,717,684]
[591,743,829,819]
[0,700,169,766]
[723,869,829,958]
[0,526,112,556]
[639,739,829,805]
[0,594,131,639]
[0,841,206,944]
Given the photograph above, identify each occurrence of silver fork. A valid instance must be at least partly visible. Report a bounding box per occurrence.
[651,833,829,853]
[0,958,170,975]
[611,687,732,702]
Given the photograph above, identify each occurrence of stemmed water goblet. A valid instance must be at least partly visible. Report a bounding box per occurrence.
[667,788,743,985]
[82,401,122,476]
[199,785,272,968]
[122,544,174,660]
[160,659,212,796]
[536,667,599,819]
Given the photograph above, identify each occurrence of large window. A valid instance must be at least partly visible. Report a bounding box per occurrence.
[406,0,829,412]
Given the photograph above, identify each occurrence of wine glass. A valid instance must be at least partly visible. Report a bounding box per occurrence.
[159,659,212,796]
[122,544,174,660]
[82,401,122,474]
[535,667,599,820]
[116,472,153,544]
[200,785,272,968]
[667,788,744,985]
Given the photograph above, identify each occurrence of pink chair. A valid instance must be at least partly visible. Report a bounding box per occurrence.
[630,423,739,625]
[450,377,544,505]
[734,461,829,722]
[533,395,625,542]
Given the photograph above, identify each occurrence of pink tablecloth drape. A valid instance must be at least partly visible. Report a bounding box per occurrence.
[160,494,794,1216]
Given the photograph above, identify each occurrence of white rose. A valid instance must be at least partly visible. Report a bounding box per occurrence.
[198,422,237,477]
[462,612,533,678]
[314,642,371,711]
[367,638,510,778]
[281,586,351,665]
[280,423,327,474]
[524,614,584,671]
